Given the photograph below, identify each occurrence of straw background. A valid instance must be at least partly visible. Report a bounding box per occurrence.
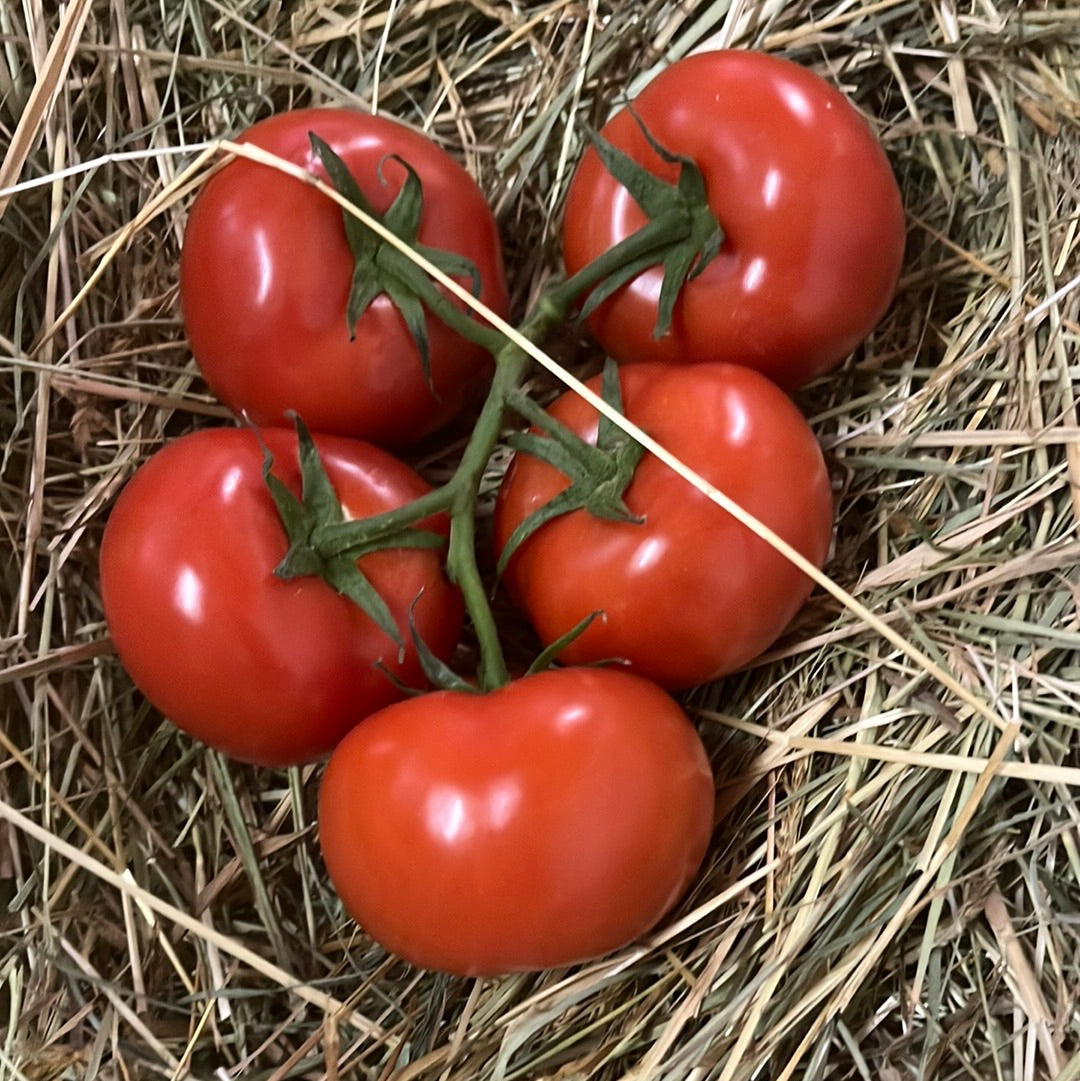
[2,1,1079,1079]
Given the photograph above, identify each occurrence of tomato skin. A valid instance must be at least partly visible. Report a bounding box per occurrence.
[99,428,463,767]
[562,51,905,389]
[494,364,833,689]
[318,667,713,975]
[180,109,508,447]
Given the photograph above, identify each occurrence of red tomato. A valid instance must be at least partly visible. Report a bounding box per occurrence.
[494,363,833,689]
[318,667,714,975]
[180,109,508,447]
[562,50,905,389]
[99,428,463,767]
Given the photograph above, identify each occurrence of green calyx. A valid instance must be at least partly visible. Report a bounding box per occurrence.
[261,415,448,652]
[309,133,503,383]
[568,113,724,339]
[497,359,645,576]
[375,594,481,696]
[524,611,605,676]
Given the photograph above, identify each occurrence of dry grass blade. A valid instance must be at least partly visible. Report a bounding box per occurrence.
[2,1,1080,1079]
[0,0,94,220]
[0,796,388,1040]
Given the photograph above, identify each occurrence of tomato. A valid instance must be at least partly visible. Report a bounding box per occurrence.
[99,427,463,767]
[180,109,509,447]
[494,363,833,689]
[318,667,713,975]
[562,50,905,389]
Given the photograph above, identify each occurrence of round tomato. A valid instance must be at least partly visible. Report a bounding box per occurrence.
[180,109,508,447]
[99,427,463,767]
[318,667,714,975]
[494,363,833,689]
[562,50,905,389]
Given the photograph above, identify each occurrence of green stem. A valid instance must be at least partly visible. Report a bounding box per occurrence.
[546,218,676,312]
[506,389,600,454]
[444,349,529,691]
[420,284,507,355]
[304,182,690,692]
[439,287,588,689]
[387,266,626,687]
[317,484,456,557]
[311,286,569,692]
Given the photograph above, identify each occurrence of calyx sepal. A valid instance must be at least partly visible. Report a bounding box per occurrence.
[260,414,447,653]
[577,112,724,339]
[497,359,645,574]
[309,133,489,387]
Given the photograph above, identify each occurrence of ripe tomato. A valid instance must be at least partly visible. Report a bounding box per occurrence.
[180,109,508,447]
[99,427,463,767]
[562,50,905,389]
[494,363,833,689]
[318,667,714,975]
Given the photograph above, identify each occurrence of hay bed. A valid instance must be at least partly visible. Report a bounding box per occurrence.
[2,1,1079,1079]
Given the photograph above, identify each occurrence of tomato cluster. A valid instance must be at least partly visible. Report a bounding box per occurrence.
[100,51,902,975]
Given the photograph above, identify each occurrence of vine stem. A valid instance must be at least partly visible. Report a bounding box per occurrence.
[443,351,527,690]
[546,219,676,313]
[301,224,659,690]
[434,248,673,690]
[239,134,714,691]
